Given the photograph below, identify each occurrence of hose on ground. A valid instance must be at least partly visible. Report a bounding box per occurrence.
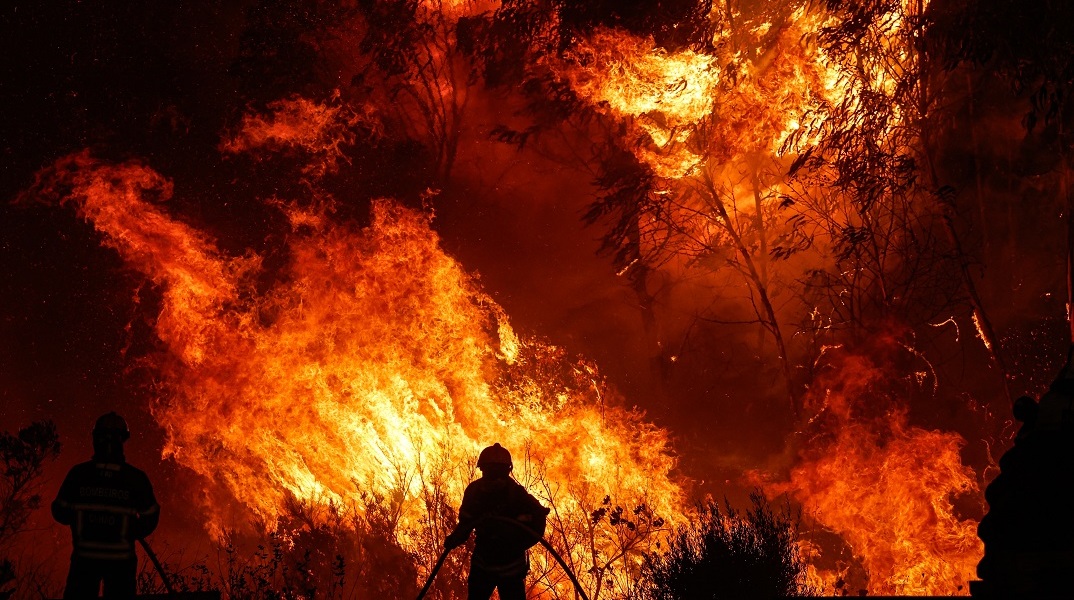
[138,537,176,595]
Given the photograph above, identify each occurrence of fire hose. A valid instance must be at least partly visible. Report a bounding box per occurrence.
[139,518,588,599]
[138,538,176,595]
[416,516,591,600]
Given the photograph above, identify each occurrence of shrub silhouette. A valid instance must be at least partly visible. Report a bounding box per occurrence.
[1,420,61,600]
[635,492,812,600]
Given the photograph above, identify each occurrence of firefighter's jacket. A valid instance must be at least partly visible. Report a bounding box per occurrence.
[452,475,548,574]
[51,460,159,561]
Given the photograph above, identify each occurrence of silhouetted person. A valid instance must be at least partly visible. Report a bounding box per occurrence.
[976,396,1038,594]
[444,443,550,600]
[1011,394,1039,440]
[975,358,1074,598]
[52,412,159,599]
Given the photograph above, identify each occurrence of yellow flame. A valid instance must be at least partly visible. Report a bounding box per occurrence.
[46,152,684,597]
[564,30,720,126]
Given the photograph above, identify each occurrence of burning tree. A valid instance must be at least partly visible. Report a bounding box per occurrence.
[13,0,1074,596]
[459,0,991,593]
[788,0,1011,399]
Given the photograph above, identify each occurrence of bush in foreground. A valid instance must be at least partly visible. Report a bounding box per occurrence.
[635,491,812,600]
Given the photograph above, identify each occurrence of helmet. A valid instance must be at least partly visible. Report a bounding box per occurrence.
[1013,395,1039,424]
[477,443,512,468]
[93,412,131,441]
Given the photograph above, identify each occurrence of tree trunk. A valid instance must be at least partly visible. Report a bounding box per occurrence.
[701,173,797,416]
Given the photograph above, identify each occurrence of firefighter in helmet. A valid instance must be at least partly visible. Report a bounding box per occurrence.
[52,412,159,599]
[445,443,550,600]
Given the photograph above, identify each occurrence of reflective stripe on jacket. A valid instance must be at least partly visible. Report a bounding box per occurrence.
[52,460,159,561]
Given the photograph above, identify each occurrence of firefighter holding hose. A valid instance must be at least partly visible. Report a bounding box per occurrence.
[52,412,159,599]
[444,443,549,600]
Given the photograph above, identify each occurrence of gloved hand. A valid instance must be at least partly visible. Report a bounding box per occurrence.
[444,529,470,550]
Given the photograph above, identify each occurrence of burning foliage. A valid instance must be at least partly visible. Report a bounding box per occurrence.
[8,0,1074,597]
[26,150,683,598]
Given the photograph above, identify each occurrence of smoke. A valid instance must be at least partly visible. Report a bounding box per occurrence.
[4,0,1073,596]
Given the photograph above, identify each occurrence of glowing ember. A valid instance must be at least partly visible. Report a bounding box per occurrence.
[37,151,684,597]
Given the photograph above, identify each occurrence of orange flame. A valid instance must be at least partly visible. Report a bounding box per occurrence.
[40,151,684,596]
[789,415,981,594]
[221,93,380,178]
[555,3,978,594]
[555,7,846,179]
[557,28,716,179]
[766,349,982,595]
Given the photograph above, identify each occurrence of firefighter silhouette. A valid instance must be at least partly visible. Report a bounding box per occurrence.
[975,358,1074,597]
[52,412,159,599]
[444,443,550,600]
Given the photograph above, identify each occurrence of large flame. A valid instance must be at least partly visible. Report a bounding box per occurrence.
[789,413,981,594]
[555,6,846,179]
[762,345,983,595]
[552,1,981,595]
[39,151,683,596]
